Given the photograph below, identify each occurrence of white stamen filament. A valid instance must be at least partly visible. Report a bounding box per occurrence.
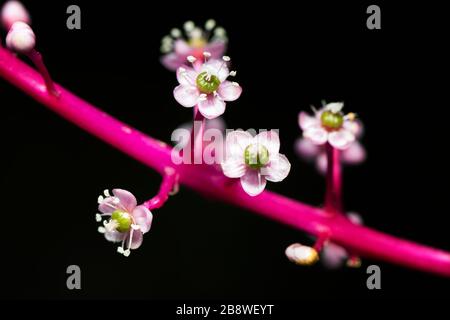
[104,219,119,233]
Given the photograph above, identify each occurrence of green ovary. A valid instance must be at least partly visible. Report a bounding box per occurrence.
[321,110,344,130]
[111,210,132,233]
[244,144,270,169]
[196,71,221,94]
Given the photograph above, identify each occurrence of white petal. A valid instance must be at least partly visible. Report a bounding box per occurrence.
[295,138,321,160]
[341,141,366,164]
[225,130,253,158]
[176,67,197,86]
[240,170,266,196]
[303,125,328,145]
[221,158,246,178]
[262,154,291,182]
[254,130,280,155]
[299,112,318,130]
[173,85,199,108]
[104,230,126,243]
[328,129,355,150]
[197,95,226,119]
[217,81,242,101]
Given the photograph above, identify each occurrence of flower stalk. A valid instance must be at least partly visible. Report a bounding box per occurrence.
[144,167,179,210]
[27,49,59,97]
[324,142,343,214]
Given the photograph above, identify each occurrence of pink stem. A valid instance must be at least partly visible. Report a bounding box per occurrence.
[144,167,179,210]
[192,106,205,164]
[313,231,329,252]
[324,142,342,214]
[1,47,450,277]
[26,49,59,97]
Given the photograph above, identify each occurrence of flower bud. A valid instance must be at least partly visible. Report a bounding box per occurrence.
[6,21,35,53]
[285,243,319,266]
[1,1,30,30]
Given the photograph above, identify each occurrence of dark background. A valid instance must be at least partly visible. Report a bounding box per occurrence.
[1,0,449,301]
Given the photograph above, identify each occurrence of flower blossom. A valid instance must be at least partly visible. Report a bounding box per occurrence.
[96,189,153,257]
[295,119,366,174]
[221,130,291,196]
[300,102,360,150]
[174,54,242,119]
[161,19,227,71]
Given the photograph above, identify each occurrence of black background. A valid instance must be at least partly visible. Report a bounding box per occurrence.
[1,0,449,301]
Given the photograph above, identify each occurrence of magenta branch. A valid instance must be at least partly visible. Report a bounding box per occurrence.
[2,46,450,276]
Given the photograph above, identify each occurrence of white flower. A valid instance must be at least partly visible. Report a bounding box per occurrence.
[221,130,291,196]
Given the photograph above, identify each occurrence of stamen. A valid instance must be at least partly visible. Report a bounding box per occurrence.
[229,71,237,77]
[112,197,120,204]
[103,189,110,197]
[205,19,216,31]
[123,249,131,257]
[198,93,207,101]
[231,82,239,86]
[187,55,196,63]
[345,112,357,121]
[95,214,102,222]
[214,27,226,37]
[131,224,140,230]
[203,51,211,63]
[170,28,181,38]
[183,21,195,32]
[98,226,106,234]
[162,36,172,44]
[217,56,230,74]
[97,195,104,204]
[117,246,124,254]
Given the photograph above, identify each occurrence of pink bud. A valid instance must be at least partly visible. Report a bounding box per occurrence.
[6,21,35,53]
[1,1,30,30]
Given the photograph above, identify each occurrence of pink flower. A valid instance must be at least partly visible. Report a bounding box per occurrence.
[1,1,30,30]
[321,212,363,268]
[173,55,242,119]
[221,130,291,196]
[300,102,360,150]
[295,125,366,174]
[96,189,153,257]
[161,19,227,71]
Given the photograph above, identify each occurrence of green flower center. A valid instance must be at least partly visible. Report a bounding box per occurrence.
[196,71,221,94]
[244,144,270,169]
[111,210,132,233]
[321,110,344,130]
